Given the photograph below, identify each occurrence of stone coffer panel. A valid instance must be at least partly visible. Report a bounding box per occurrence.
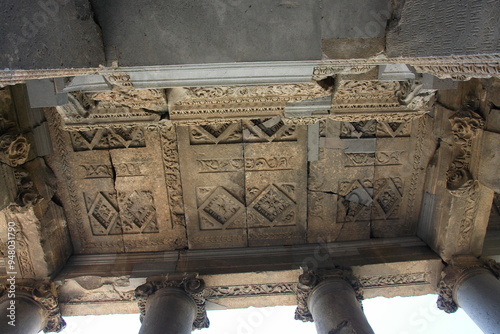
[307,118,428,243]
[178,118,307,249]
[49,120,188,254]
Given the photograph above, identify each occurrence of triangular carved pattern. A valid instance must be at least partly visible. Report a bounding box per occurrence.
[340,121,411,138]
[71,127,146,151]
[340,120,377,138]
[189,122,242,144]
[242,118,297,143]
[376,121,412,137]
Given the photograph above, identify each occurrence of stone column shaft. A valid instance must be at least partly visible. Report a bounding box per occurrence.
[455,271,500,334]
[308,279,375,334]
[139,288,197,334]
[0,296,46,334]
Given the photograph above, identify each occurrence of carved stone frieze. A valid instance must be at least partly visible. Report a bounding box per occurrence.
[412,63,500,81]
[168,83,332,121]
[70,126,146,151]
[447,110,485,194]
[314,54,500,81]
[205,283,296,298]
[56,90,161,131]
[135,275,209,330]
[437,258,499,314]
[159,122,186,226]
[295,268,363,322]
[331,79,432,112]
[312,65,376,80]
[0,281,66,332]
[282,111,427,125]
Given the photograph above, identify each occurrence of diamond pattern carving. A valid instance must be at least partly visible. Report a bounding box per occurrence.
[337,178,403,223]
[198,187,245,230]
[85,191,159,236]
[372,178,403,220]
[118,191,159,234]
[85,192,121,235]
[248,184,296,227]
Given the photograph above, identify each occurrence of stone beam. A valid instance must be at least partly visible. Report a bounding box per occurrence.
[52,238,442,316]
[417,85,495,262]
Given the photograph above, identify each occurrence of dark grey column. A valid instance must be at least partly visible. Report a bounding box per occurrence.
[455,270,500,334]
[135,277,209,334]
[139,287,197,334]
[308,279,375,334]
[0,282,65,334]
[0,295,46,334]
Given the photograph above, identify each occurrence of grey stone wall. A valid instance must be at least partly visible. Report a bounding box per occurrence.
[0,0,105,70]
[387,0,500,57]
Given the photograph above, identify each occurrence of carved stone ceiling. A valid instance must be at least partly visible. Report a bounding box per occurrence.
[44,79,432,254]
[46,115,428,254]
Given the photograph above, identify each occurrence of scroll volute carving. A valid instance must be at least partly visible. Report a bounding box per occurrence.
[0,133,30,167]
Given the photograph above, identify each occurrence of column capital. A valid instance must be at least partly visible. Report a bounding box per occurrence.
[0,280,66,333]
[135,273,209,330]
[295,267,363,322]
[437,257,499,313]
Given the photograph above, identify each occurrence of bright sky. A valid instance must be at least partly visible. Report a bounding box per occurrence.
[56,294,482,334]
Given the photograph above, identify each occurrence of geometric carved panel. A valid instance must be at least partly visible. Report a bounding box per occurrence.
[198,186,246,230]
[242,118,298,143]
[71,127,146,151]
[84,190,159,236]
[84,192,121,235]
[189,117,298,145]
[337,178,403,223]
[117,190,159,234]
[340,120,411,139]
[248,184,296,228]
[178,119,307,249]
[189,122,242,145]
